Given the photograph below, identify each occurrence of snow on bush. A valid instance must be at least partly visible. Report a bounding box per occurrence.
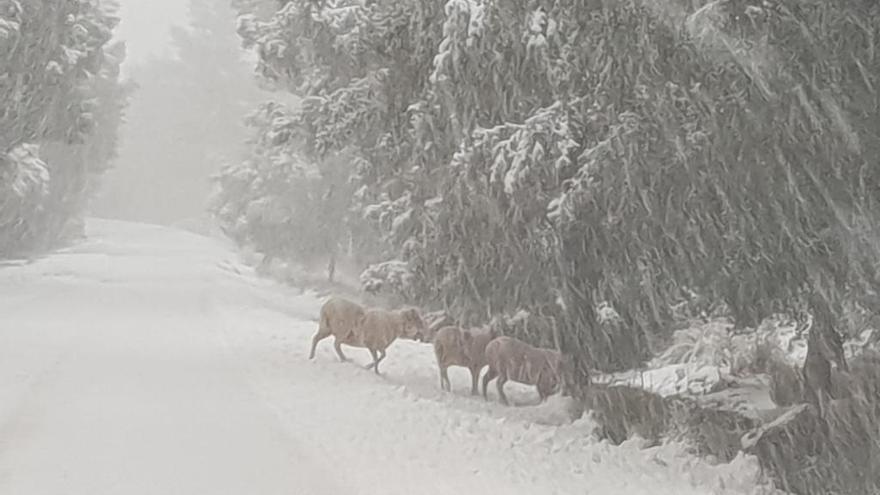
[654,319,739,370]
[611,310,866,403]
[361,192,414,245]
[597,317,779,399]
[597,363,726,397]
[1,144,50,200]
[751,314,806,368]
[596,301,622,324]
[360,259,415,296]
[652,314,811,373]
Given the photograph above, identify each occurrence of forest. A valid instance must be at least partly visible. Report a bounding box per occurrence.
[216,0,879,372]
[209,1,880,493]
[0,0,130,256]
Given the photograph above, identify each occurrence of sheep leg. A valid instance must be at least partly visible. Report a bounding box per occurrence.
[440,366,450,392]
[482,368,498,400]
[367,349,382,374]
[333,337,349,362]
[435,348,447,391]
[365,348,386,368]
[469,367,480,396]
[374,349,387,374]
[308,327,331,360]
[496,374,510,406]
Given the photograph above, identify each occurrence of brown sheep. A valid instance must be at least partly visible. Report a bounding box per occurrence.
[346,307,427,374]
[433,325,500,395]
[309,297,366,362]
[482,336,574,406]
[422,310,456,343]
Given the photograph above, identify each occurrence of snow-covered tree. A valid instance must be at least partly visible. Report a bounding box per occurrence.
[0,0,129,256]
[234,0,880,385]
[211,100,380,281]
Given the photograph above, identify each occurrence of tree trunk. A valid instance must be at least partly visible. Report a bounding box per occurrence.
[327,251,336,283]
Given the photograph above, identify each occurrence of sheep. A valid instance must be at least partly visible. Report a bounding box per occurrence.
[309,297,366,362]
[422,310,456,343]
[346,307,427,374]
[433,325,500,395]
[481,336,574,406]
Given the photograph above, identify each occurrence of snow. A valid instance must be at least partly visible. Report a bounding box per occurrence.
[0,18,21,39]
[0,218,777,494]
[740,404,809,451]
[5,144,50,197]
[597,363,726,397]
[597,301,622,324]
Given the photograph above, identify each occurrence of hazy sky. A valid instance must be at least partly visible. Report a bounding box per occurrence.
[115,0,188,67]
[92,0,275,226]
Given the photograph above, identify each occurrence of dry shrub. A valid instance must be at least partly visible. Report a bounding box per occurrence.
[744,400,879,495]
[676,406,758,462]
[743,351,880,495]
[587,384,757,462]
[767,361,803,408]
[586,350,880,493]
[587,384,671,446]
[852,350,880,406]
[754,342,804,407]
[741,404,830,494]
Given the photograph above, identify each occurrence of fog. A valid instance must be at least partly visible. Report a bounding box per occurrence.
[89,0,266,230]
[114,0,186,68]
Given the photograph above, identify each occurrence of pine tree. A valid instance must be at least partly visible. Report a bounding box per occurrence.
[0,0,128,256]
[228,2,880,491]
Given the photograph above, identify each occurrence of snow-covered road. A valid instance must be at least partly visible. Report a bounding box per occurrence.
[0,219,774,494]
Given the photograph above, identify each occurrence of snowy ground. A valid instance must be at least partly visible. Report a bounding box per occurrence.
[0,219,779,494]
